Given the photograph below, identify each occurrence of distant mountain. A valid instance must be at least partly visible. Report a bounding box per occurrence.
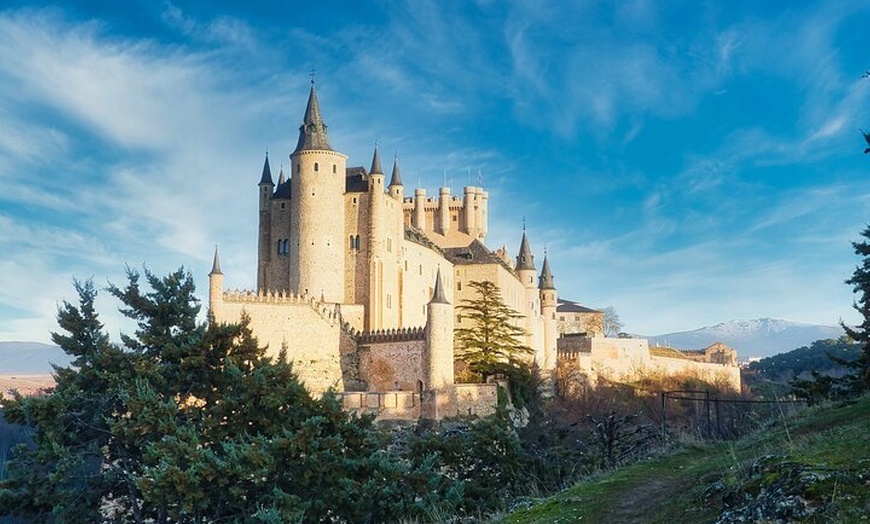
[646,319,845,359]
[0,341,70,374]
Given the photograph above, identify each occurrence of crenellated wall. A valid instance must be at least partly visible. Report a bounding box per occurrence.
[557,335,741,391]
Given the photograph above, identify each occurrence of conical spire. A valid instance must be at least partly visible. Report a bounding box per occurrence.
[370,145,383,174]
[293,82,333,154]
[429,268,449,304]
[539,256,555,290]
[259,153,273,185]
[389,155,403,187]
[209,246,223,276]
[516,231,535,271]
[277,165,286,185]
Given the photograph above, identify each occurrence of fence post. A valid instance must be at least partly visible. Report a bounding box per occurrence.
[705,390,711,438]
[661,391,666,440]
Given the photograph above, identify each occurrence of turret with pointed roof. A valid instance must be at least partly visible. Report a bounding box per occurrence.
[293,82,333,154]
[429,268,449,304]
[259,152,274,186]
[389,156,403,187]
[516,231,536,271]
[539,255,555,290]
[370,145,383,175]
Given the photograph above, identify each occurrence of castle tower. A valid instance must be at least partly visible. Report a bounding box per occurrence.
[423,268,455,419]
[388,155,403,200]
[436,186,451,235]
[413,188,426,230]
[516,229,541,354]
[539,255,558,372]
[257,153,274,292]
[367,145,386,328]
[288,82,348,302]
[208,246,224,317]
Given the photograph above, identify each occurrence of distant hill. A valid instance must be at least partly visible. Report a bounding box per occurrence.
[646,318,845,359]
[746,338,860,382]
[0,341,70,374]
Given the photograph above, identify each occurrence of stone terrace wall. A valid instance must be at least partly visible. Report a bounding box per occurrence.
[358,330,426,392]
[454,383,498,418]
[338,391,421,421]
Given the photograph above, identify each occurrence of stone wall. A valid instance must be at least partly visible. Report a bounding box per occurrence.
[557,335,741,391]
[338,391,421,421]
[454,383,498,418]
[359,336,425,392]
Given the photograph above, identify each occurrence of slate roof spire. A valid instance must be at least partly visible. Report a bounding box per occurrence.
[539,255,555,289]
[293,81,332,154]
[259,152,273,185]
[429,268,449,304]
[370,144,383,174]
[389,154,403,187]
[209,246,223,276]
[516,231,536,271]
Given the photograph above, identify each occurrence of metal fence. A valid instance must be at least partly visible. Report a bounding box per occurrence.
[660,390,807,440]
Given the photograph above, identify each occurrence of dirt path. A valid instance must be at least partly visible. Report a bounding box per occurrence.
[597,466,692,523]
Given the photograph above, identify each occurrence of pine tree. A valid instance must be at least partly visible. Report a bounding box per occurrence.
[1,268,447,523]
[455,280,533,383]
[842,225,870,391]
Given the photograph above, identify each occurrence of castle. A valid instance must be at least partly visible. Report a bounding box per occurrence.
[209,83,740,421]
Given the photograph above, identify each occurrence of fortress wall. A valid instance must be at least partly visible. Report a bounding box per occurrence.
[338,391,421,421]
[454,263,527,335]
[557,310,604,337]
[216,297,344,394]
[557,335,741,390]
[454,383,498,418]
[344,191,369,305]
[400,240,454,327]
[358,339,425,392]
[648,356,742,391]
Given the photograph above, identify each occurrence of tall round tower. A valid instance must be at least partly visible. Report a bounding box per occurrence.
[288,83,347,303]
[516,229,541,354]
[539,255,558,372]
[257,153,274,292]
[423,268,455,419]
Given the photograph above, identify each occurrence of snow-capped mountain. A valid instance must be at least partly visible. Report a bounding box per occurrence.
[0,341,70,374]
[646,319,845,359]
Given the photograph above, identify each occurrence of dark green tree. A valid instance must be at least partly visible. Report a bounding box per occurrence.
[454,280,533,383]
[841,226,870,391]
[0,268,446,523]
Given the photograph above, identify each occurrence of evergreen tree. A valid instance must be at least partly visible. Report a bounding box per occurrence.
[454,280,534,383]
[841,225,870,391]
[0,268,446,523]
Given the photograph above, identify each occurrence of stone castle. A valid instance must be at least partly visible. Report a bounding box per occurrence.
[209,83,740,420]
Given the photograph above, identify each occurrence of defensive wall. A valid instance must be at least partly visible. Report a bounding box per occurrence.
[557,335,741,391]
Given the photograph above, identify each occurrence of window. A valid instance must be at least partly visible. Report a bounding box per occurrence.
[386,238,392,252]
[314,162,319,172]
[355,235,360,250]
[333,164,337,173]
[456,314,462,323]
[386,294,392,308]
[277,239,289,255]
[456,281,462,291]
[349,235,355,249]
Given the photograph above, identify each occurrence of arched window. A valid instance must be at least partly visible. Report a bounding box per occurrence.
[354,235,360,250]
[314,162,319,172]
[332,164,337,173]
[277,240,282,255]
[349,235,355,249]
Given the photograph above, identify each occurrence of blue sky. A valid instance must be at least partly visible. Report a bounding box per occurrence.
[1,0,868,344]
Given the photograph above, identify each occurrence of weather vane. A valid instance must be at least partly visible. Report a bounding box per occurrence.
[310,68,317,85]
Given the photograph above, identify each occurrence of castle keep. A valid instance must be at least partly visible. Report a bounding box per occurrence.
[209,84,740,420]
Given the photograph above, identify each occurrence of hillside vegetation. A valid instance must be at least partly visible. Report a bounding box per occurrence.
[502,395,870,523]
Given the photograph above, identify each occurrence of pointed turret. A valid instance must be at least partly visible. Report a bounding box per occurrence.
[539,256,555,290]
[277,166,286,185]
[208,246,224,316]
[209,246,223,276]
[370,145,383,175]
[516,231,536,271]
[389,156,403,187]
[293,82,333,153]
[259,153,274,185]
[429,268,449,304]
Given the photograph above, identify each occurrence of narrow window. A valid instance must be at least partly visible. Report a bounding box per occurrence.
[350,236,354,249]
[386,294,391,308]
[386,238,392,252]
[354,235,360,249]
[456,281,461,291]
[333,164,337,173]
[277,240,282,255]
[314,162,319,172]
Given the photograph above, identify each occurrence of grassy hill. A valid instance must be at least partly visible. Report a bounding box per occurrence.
[501,396,870,523]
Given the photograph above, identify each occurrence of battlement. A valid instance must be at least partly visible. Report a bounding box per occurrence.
[222,288,346,327]
[357,327,426,344]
